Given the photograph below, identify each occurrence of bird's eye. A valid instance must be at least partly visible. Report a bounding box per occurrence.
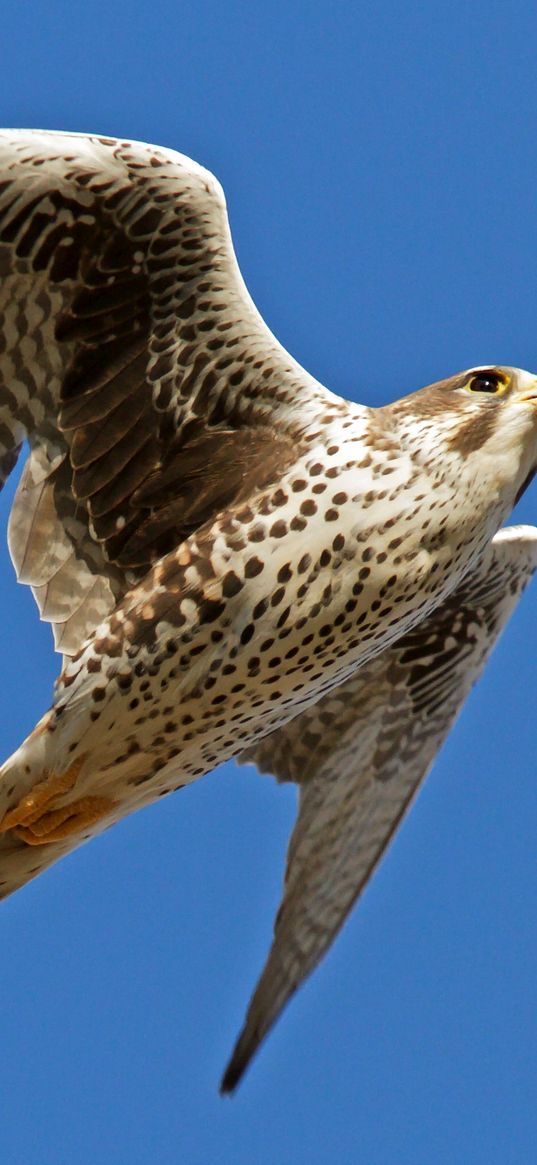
[465,371,507,395]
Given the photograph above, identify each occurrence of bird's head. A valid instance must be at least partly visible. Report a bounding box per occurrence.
[389,364,537,514]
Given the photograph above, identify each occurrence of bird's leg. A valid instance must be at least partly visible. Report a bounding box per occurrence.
[10,796,116,845]
[0,757,117,845]
[0,762,83,831]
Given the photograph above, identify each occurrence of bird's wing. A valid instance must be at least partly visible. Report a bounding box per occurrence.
[0,130,337,655]
[222,525,537,1091]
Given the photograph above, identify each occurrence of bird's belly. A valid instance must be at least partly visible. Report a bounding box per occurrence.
[39,521,481,817]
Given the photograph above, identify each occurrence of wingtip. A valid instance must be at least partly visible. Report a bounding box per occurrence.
[219,1030,257,1096]
[219,1063,241,1096]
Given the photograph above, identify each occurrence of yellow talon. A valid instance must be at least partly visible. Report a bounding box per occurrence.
[0,763,82,832]
[0,756,116,845]
[12,796,116,845]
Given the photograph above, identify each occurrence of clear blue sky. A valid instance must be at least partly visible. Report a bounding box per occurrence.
[1,2,537,1161]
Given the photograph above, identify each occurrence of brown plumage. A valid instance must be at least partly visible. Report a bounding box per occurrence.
[0,131,536,1092]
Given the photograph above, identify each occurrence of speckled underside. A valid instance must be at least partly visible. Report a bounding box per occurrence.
[0,130,535,1092]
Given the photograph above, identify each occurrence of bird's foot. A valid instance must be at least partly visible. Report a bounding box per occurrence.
[0,758,116,845]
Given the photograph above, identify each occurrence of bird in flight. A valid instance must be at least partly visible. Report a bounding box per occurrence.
[0,130,535,1092]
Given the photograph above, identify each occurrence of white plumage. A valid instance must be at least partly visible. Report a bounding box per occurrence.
[0,131,534,1091]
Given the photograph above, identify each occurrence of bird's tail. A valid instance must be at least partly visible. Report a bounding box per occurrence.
[0,824,73,900]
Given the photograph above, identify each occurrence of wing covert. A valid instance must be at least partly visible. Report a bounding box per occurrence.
[0,130,337,653]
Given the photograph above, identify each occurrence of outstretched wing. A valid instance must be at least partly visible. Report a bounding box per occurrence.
[221,526,537,1091]
[0,130,338,654]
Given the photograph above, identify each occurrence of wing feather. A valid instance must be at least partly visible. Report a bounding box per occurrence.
[0,130,337,653]
[221,526,537,1091]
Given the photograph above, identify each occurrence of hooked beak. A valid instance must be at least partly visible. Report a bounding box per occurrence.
[513,373,537,404]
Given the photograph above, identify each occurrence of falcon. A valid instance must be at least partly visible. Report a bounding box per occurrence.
[0,130,535,1092]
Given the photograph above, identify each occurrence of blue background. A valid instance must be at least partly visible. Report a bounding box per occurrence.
[1,2,537,1161]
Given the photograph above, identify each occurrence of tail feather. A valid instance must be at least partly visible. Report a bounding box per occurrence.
[0,830,73,899]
